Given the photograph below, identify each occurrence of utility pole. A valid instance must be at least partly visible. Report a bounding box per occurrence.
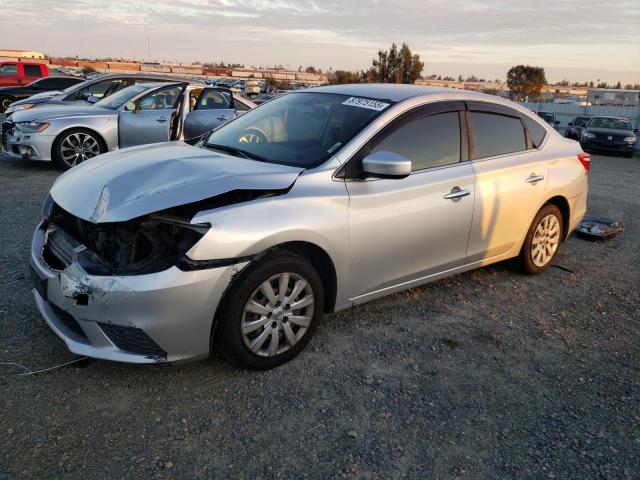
[146,37,151,63]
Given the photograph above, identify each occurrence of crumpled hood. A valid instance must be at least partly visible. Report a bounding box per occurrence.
[50,142,303,223]
[11,105,112,123]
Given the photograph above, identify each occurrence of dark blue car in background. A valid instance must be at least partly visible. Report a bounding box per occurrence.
[580,116,638,158]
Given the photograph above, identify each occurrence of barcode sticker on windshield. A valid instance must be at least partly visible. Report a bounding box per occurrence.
[342,97,390,111]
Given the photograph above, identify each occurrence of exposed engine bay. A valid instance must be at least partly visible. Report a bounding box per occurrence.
[42,189,284,275]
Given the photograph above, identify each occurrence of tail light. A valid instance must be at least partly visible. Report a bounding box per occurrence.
[577,153,591,172]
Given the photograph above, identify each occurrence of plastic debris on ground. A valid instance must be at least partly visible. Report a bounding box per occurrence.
[575,216,624,240]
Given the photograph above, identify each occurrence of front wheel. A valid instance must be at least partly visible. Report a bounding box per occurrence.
[0,95,14,113]
[519,204,563,275]
[213,252,324,369]
[52,128,105,170]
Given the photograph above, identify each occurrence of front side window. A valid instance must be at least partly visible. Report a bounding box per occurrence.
[0,64,18,76]
[33,78,61,89]
[23,65,42,77]
[575,117,590,127]
[371,111,461,171]
[137,86,183,110]
[471,112,526,159]
[205,92,390,168]
[74,79,121,100]
[94,84,148,109]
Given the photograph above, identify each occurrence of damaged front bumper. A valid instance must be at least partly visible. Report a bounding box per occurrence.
[30,222,248,363]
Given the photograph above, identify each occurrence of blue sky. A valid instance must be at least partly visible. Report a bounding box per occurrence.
[1,0,638,83]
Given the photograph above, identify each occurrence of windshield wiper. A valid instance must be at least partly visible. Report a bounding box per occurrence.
[206,143,267,162]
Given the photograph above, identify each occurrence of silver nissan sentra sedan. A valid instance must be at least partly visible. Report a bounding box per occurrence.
[30,84,589,369]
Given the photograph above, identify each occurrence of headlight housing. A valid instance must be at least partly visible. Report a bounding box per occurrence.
[623,136,636,143]
[7,103,35,114]
[15,121,50,133]
[582,132,596,139]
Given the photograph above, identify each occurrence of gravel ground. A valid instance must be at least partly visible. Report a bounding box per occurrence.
[0,151,638,480]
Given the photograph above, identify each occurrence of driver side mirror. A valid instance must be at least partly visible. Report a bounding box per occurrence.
[635,129,640,134]
[554,120,561,125]
[362,151,411,179]
[79,90,92,101]
[124,101,137,112]
[87,95,100,104]
[568,122,573,127]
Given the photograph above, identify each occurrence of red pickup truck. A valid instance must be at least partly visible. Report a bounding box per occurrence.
[0,61,49,87]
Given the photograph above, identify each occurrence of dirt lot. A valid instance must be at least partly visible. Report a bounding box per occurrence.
[0,151,638,479]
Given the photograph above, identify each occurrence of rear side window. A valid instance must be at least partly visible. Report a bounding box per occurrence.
[0,64,18,76]
[471,112,526,159]
[196,90,233,110]
[523,116,547,148]
[372,111,461,171]
[58,78,81,89]
[24,65,42,77]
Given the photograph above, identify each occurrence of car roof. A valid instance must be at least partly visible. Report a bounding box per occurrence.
[306,83,530,106]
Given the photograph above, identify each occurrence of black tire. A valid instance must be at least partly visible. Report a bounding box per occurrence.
[213,251,324,369]
[624,152,634,158]
[518,204,564,275]
[0,95,15,113]
[52,128,105,170]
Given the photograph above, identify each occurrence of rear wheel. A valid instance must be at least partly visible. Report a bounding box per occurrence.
[519,204,563,275]
[625,151,634,158]
[213,252,324,369]
[52,128,105,170]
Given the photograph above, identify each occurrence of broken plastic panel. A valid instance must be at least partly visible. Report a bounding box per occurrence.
[575,216,624,240]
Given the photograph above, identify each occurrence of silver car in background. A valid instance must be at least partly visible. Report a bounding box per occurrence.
[2,82,254,169]
[30,84,588,369]
[3,73,188,115]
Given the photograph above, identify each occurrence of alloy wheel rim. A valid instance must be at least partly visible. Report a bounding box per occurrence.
[0,98,11,111]
[531,214,560,267]
[60,133,101,167]
[241,272,314,357]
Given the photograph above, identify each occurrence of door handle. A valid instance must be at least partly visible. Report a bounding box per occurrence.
[444,187,471,200]
[157,116,167,123]
[525,174,544,184]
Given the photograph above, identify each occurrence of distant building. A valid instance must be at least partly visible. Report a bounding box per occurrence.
[0,49,46,60]
[587,89,640,106]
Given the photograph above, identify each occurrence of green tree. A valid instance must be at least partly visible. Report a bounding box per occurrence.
[328,70,365,85]
[366,43,423,83]
[506,65,547,101]
[80,65,96,75]
[615,81,622,89]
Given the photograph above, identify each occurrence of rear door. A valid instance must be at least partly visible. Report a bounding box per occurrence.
[465,102,550,263]
[183,87,235,140]
[118,84,186,148]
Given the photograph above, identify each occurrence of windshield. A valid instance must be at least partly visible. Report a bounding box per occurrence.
[94,84,148,109]
[588,117,632,130]
[205,92,392,168]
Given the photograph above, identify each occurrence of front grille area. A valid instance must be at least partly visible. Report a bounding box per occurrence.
[99,323,167,359]
[49,302,87,339]
[1,121,14,150]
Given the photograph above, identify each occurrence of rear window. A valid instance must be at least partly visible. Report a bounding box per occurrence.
[24,65,42,77]
[471,112,527,158]
[523,116,547,148]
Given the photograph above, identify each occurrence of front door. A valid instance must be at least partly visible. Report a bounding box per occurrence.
[118,84,185,148]
[345,103,475,301]
[183,88,236,140]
